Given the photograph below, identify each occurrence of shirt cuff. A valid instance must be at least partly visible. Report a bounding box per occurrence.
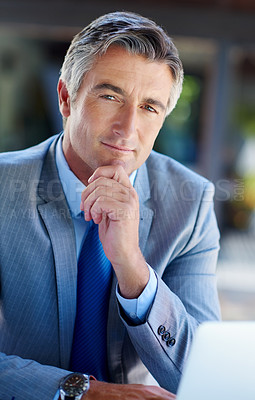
[116,264,157,324]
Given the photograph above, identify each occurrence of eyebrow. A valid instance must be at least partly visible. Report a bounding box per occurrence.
[93,82,166,113]
[93,83,125,96]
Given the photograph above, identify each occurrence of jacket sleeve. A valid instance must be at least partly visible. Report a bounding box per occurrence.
[0,352,70,400]
[118,181,221,393]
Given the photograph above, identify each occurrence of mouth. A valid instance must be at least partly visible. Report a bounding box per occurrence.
[101,142,134,154]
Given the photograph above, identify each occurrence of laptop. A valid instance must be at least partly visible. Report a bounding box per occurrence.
[176,321,255,400]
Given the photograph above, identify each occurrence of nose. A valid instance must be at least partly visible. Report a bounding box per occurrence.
[112,104,137,139]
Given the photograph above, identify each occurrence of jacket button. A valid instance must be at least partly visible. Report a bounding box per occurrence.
[162,331,171,341]
[157,325,166,335]
[167,338,176,347]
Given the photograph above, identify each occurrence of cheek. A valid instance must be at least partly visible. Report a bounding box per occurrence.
[69,116,91,154]
[139,121,161,150]
[136,132,158,167]
[82,102,114,134]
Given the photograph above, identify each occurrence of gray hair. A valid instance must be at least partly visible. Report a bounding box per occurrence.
[60,11,183,118]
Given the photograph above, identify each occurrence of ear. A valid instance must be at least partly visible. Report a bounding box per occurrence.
[57,79,71,118]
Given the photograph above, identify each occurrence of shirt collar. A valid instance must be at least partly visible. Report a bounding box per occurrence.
[55,134,137,218]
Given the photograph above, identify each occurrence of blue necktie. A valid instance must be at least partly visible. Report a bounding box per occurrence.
[70,221,112,381]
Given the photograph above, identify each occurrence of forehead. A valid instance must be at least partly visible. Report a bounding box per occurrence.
[82,46,173,102]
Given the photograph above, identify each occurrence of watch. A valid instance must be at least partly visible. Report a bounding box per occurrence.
[59,372,90,399]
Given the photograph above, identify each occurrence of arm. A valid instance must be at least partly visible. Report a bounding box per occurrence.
[81,164,149,300]
[0,352,69,400]
[119,182,221,392]
[116,264,158,323]
[81,168,220,393]
[0,354,175,400]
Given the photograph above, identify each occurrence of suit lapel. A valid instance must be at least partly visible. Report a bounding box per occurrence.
[37,138,77,369]
[107,161,154,382]
[135,162,154,253]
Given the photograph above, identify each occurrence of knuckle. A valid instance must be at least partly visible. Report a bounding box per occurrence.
[96,195,106,204]
[114,164,124,173]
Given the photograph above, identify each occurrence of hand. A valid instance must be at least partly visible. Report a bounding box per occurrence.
[85,380,176,399]
[80,165,149,299]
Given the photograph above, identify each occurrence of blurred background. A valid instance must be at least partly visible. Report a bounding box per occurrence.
[0,0,254,320]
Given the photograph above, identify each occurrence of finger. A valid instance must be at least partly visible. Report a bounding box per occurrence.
[88,165,132,188]
[83,186,132,221]
[89,197,133,224]
[80,177,132,212]
[82,176,129,203]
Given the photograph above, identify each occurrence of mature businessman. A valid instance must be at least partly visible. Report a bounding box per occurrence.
[0,11,221,400]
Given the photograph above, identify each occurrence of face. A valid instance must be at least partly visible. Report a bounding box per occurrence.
[59,46,173,184]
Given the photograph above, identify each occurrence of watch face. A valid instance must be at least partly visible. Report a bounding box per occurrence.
[61,373,89,396]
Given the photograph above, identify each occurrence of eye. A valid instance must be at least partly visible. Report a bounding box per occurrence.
[143,104,158,114]
[101,94,117,101]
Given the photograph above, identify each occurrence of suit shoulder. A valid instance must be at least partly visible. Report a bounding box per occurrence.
[145,151,214,203]
[147,150,211,187]
[0,135,58,166]
[0,135,58,173]
[0,135,59,191]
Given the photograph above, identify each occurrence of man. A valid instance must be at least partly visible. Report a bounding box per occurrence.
[0,11,221,400]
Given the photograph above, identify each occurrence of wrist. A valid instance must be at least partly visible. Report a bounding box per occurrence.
[59,373,91,400]
[115,253,149,299]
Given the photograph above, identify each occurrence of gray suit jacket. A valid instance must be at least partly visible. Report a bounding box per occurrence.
[0,135,221,399]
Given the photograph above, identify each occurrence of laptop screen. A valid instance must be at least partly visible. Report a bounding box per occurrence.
[177,321,255,400]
